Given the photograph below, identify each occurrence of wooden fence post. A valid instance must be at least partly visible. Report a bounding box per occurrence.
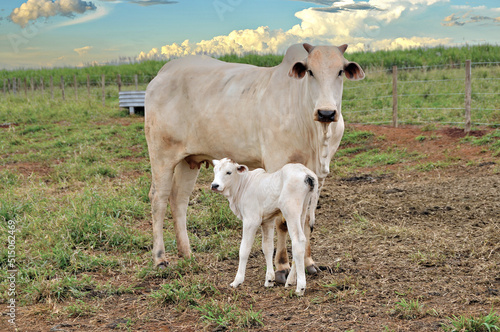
[3,79,6,95]
[102,74,106,107]
[392,65,398,128]
[464,59,472,134]
[74,75,78,101]
[50,76,54,100]
[24,77,28,98]
[41,77,44,97]
[61,76,65,101]
[30,77,34,94]
[134,74,138,90]
[117,74,122,92]
[87,74,91,99]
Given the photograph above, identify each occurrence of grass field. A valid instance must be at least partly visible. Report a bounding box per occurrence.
[1,47,499,331]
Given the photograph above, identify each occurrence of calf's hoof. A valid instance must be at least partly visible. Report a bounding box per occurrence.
[306,264,320,275]
[275,269,290,285]
[264,280,275,288]
[295,288,305,296]
[230,281,241,288]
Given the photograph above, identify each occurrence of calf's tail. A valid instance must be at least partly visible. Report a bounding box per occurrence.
[303,173,318,230]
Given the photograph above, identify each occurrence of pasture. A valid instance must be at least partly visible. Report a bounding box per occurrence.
[1,49,500,331]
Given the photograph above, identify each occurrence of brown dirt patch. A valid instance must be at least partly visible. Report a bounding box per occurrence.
[3,161,52,177]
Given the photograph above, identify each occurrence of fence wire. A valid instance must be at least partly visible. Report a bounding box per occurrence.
[2,62,499,128]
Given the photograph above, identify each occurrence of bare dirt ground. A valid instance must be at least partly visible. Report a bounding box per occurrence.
[7,125,500,331]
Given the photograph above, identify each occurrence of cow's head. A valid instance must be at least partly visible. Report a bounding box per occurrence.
[211,158,248,195]
[288,43,365,123]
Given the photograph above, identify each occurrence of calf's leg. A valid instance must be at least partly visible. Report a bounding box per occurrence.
[281,208,307,296]
[261,221,275,287]
[305,189,320,274]
[231,219,260,288]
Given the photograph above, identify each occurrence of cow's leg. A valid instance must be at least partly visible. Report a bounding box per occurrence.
[169,160,200,258]
[150,164,175,268]
[261,221,275,287]
[274,215,290,284]
[281,208,307,296]
[231,219,260,288]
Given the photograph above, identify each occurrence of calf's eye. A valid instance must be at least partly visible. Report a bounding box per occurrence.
[338,70,344,77]
[226,171,232,175]
[307,70,314,77]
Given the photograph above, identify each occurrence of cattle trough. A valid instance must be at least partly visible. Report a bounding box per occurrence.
[119,90,146,115]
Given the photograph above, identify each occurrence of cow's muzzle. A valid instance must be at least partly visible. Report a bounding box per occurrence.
[316,110,338,123]
[211,183,220,192]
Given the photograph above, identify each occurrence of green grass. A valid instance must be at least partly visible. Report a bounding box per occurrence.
[151,277,219,311]
[442,310,500,332]
[461,130,500,156]
[392,298,425,320]
[195,300,264,329]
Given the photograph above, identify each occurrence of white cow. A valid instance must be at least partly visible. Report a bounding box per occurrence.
[145,43,364,281]
[211,158,318,296]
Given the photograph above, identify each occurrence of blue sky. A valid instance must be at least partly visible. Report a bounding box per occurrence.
[0,0,499,69]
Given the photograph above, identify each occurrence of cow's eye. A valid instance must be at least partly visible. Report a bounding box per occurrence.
[226,171,232,175]
[338,70,344,77]
[308,70,314,77]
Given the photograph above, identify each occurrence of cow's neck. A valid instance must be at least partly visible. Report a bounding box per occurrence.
[298,82,335,180]
[317,122,332,179]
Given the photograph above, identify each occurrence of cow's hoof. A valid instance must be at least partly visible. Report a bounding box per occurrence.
[265,280,275,288]
[156,261,169,269]
[306,264,319,275]
[275,269,290,285]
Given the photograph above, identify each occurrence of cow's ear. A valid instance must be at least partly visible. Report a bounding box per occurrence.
[289,61,307,79]
[237,165,248,173]
[303,43,315,54]
[212,160,220,167]
[338,44,348,54]
[344,62,365,81]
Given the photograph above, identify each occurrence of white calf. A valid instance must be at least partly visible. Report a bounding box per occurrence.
[211,158,318,296]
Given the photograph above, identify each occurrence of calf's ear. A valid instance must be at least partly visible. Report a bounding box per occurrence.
[344,62,365,81]
[212,160,220,167]
[237,165,248,173]
[289,61,307,79]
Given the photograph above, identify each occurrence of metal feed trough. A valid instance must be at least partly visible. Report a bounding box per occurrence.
[119,91,146,115]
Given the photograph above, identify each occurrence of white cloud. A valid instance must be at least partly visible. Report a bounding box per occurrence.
[442,5,500,27]
[138,0,452,61]
[53,4,108,28]
[370,36,452,50]
[74,45,92,55]
[9,0,97,28]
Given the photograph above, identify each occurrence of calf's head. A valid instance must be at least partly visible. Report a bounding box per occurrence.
[211,158,249,195]
[289,43,365,123]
